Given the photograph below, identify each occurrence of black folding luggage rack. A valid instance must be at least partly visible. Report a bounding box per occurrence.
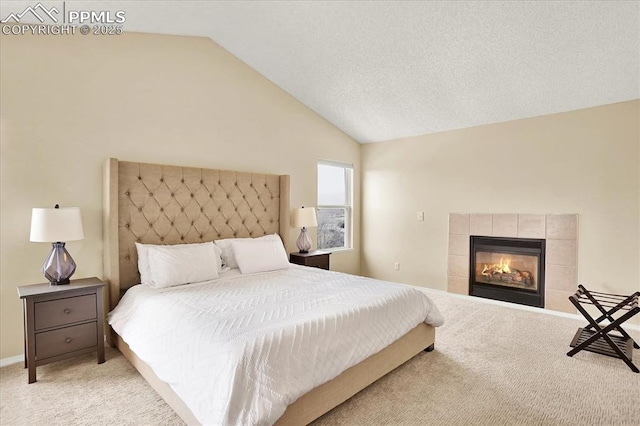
[567,285,639,373]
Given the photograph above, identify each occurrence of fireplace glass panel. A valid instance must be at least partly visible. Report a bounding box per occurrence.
[474,251,538,291]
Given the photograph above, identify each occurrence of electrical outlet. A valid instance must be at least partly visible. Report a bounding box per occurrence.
[394,262,400,271]
[417,211,424,221]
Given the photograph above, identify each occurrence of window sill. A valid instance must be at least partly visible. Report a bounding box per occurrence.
[320,247,354,254]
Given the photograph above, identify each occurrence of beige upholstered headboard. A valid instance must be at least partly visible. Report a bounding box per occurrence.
[103,158,290,310]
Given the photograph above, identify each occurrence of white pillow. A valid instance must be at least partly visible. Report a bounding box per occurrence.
[215,234,281,269]
[146,243,219,288]
[231,238,290,274]
[135,242,223,285]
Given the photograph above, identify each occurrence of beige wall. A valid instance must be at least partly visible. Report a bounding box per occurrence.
[361,101,639,306]
[2,31,637,361]
[0,31,361,359]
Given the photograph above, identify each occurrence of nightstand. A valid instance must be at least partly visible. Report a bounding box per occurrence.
[290,251,331,270]
[17,277,105,383]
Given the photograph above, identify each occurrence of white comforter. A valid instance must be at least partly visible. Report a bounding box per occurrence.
[108,266,444,426]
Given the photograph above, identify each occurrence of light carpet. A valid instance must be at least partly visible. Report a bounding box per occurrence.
[1,290,638,425]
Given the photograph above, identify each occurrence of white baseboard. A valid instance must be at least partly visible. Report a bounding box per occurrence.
[412,285,640,332]
[0,354,24,367]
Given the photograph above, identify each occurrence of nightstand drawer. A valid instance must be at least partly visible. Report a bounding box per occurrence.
[290,251,331,270]
[304,255,330,269]
[35,322,97,360]
[34,294,97,330]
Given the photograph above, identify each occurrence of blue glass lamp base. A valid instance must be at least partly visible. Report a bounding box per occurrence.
[42,242,76,285]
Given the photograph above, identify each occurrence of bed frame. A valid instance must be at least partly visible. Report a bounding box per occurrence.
[103,158,435,425]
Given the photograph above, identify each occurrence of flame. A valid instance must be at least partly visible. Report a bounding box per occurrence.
[499,258,511,273]
[481,257,511,275]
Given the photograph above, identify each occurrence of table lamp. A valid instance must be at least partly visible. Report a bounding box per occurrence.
[30,204,85,285]
[291,206,317,253]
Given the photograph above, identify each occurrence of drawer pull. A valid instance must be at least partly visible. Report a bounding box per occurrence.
[63,308,71,314]
[65,337,72,344]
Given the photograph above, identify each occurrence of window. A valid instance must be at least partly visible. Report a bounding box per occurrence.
[317,160,353,250]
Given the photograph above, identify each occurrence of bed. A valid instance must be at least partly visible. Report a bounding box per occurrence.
[103,158,442,425]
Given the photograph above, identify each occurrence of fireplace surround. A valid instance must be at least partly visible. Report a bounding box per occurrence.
[447,213,578,314]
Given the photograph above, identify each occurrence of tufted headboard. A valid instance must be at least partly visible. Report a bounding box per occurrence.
[103,158,290,310]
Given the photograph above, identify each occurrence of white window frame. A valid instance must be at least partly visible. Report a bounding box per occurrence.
[317,159,353,251]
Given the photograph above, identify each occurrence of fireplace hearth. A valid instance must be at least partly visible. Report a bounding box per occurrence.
[470,236,545,308]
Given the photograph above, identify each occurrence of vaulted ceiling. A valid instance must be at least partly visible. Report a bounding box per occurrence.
[3,1,639,142]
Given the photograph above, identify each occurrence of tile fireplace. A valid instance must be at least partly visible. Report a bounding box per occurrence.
[447,213,578,314]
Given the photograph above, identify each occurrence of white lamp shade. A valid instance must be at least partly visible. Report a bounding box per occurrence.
[291,207,318,228]
[30,207,85,242]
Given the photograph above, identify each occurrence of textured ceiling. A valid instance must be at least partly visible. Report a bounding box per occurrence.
[2,1,639,142]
